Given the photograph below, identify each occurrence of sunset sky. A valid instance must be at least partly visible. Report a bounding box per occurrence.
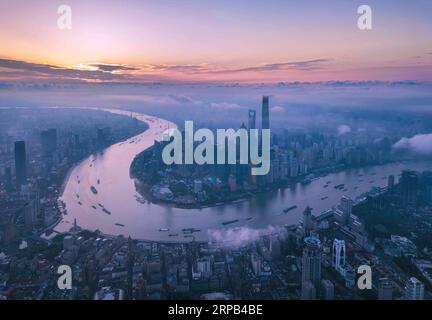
[1,0,431,83]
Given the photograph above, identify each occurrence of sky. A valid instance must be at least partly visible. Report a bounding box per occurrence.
[0,0,431,83]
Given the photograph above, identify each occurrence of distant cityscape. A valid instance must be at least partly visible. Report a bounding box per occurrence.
[0,101,431,300]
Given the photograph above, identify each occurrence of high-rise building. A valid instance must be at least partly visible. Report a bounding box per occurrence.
[248,110,256,130]
[378,278,393,300]
[321,279,335,300]
[340,196,354,224]
[332,239,346,274]
[301,236,321,300]
[302,236,321,285]
[400,170,419,206]
[261,96,270,130]
[302,206,313,235]
[404,277,424,300]
[14,141,27,186]
[387,175,395,190]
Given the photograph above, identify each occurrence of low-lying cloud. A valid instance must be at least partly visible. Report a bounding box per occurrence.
[393,133,432,155]
[208,225,286,248]
[338,124,352,135]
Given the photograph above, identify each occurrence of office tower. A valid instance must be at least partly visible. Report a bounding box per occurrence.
[400,170,419,206]
[387,175,395,190]
[14,141,27,186]
[302,206,313,235]
[332,239,346,274]
[248,109,256,130]
[302,236,321,285]
[321,279,335,300]
[41,128,57,156]
[378,278,394,300]
[261,96,270,130]
[340,196,354,224]
[404,277,424,300]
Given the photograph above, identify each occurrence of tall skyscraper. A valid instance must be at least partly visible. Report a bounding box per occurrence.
[248,109,256,130]
[340,196,354,224]
[301,236,321,300]
[400,170,419,206]
[261,96,270,130]
[332,239,346,274]
[303,206,313,235]
[302,236,321,285]
[404,277,424,300]
[14,141,27,186]
[387,175,395,190]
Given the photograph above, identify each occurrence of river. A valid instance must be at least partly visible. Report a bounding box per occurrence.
[54,108,431,242]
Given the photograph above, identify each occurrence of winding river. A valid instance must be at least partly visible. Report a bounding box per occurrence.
[55,108,431,242]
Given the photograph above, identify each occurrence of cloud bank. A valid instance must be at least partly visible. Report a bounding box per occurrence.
[393,133,432,155]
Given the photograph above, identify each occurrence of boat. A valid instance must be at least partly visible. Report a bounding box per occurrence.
[283,205,297,213]
[222,219,239,226]
[182,228,200,233]
[324,185,329,188]
[159,228,170,232]
[91,205,97,210]
[115,223,125,227]
[98,203,104,208]
[90,186,98,194]
[102,208,111,215]
[78,201,82,205]
[97,179,100,184]
[334,184,345,189]
[169,233,179,237]
[321,196,328,200]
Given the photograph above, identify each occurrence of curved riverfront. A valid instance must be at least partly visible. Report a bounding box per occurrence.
[55,108,431,242]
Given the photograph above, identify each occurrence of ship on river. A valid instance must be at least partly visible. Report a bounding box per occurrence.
[283,205,297,213]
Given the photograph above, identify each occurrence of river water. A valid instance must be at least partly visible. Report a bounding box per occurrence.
[55,108,431,242]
